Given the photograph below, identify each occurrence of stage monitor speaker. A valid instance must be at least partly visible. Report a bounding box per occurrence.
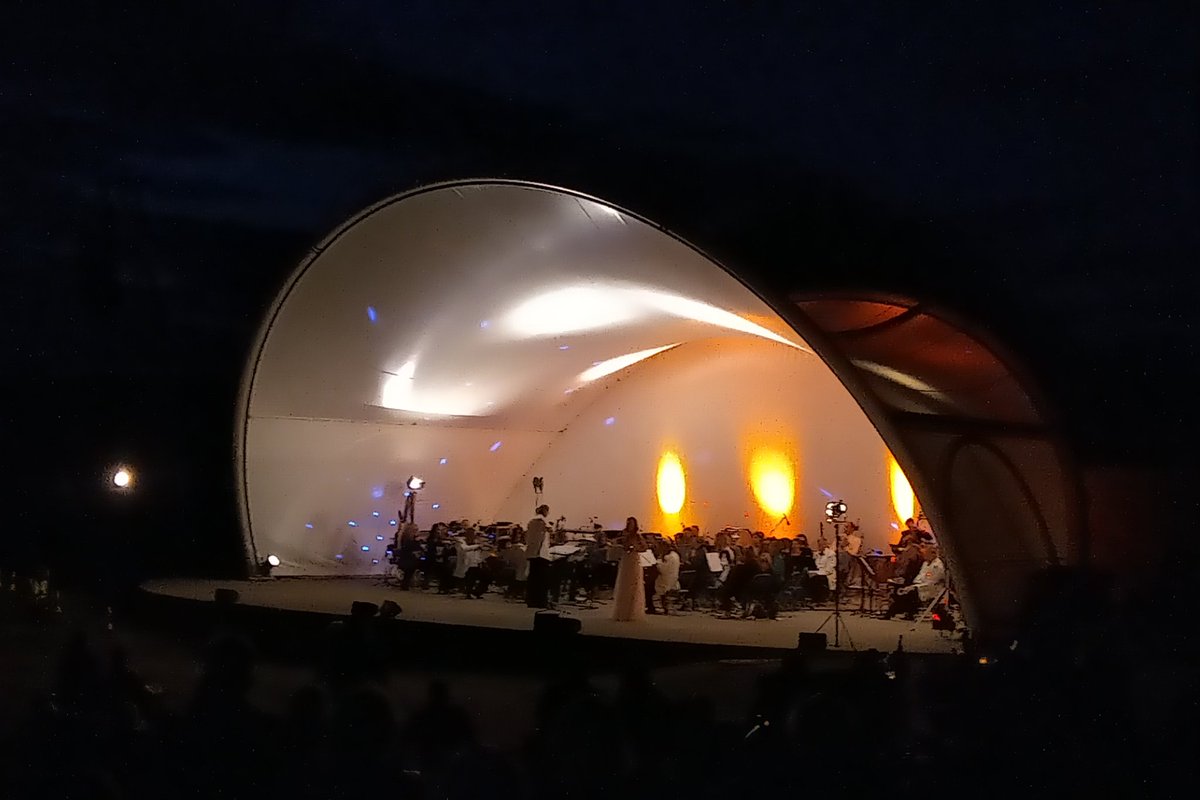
[533,610,581,635]
[796,632,828,653]
[213,588,239,606]
[379,600,402,619]
[350,601,380,618]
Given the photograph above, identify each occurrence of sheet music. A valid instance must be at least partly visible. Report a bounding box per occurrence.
[639,551,657,568]
[705,552,724,573]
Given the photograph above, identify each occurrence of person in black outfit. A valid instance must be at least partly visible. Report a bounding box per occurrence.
[396,523,421,589]
[719,549,760,616]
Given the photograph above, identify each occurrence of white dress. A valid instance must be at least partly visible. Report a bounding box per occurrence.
[612,542,646,622]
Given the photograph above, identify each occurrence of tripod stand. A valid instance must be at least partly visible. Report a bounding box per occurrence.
[814,518,855,650]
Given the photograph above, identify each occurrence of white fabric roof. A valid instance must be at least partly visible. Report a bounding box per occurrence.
[237,181,1083,638]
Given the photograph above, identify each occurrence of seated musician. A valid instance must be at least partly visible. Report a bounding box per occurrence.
[885,544,945,620]
[813,537,838,594]
[452,527,490,599]
[890,523,926,588]
[654,541,681,614]
[718,549,761,617]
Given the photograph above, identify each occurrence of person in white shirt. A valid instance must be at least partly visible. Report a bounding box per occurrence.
[524,505,552,608]
[814,537,838,592]
[452,528,488,598]
[885,545,945,619]
[654,543,681,615]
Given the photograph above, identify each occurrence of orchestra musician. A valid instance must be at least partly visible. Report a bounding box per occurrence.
[524,505,552,609]
[452,527,491,598]
[885,544,945,620]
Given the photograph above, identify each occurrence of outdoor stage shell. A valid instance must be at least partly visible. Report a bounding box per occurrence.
[236,180,1083,637]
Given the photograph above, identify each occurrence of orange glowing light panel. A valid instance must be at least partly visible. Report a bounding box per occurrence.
[750,448,794,518]
[656,452,686,515]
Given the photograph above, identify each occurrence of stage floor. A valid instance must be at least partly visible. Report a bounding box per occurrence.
[140,577,960,654]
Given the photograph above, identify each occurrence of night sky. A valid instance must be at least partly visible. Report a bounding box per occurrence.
[2,2,1196,575]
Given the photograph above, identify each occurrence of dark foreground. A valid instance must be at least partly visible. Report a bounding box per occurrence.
[1,575,1195,799]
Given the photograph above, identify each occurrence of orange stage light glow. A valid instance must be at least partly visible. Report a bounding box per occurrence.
[749,448,794,519]
[888,453,916,524]
[656,451,686,515]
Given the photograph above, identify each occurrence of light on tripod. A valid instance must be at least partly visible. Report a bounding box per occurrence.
[825,500,848,519]
[257,553,281,577]
[406,476,425,491]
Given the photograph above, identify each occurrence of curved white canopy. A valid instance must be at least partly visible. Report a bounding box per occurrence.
[237,181,1082,637]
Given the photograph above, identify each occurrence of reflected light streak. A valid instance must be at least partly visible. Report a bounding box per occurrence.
[656,452,686,515]
[505,283,805,349]
[888,454,916,523]
[854,360,941,395]
[579,344,679,382]
[506,287,640,336]
[643,293,801,349]
[750,449,794,517]
[378,358,491,416]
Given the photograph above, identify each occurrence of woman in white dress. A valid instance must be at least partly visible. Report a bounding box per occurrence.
[612,516,646,622]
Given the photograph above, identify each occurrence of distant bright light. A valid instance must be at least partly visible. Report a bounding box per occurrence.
[305,522,314,529]
[371,487,384,499]
[388,519,397,526]
[888,453,916,524]
[432,503,441,509]
[656,452,686,515]
[558,344,570,350]
[112,467,133,489]
[750,448,795,517]
[335,554,344,560]
[348,521,358,527]
[479,320,489,328]
[406,476,425,490]
[371,510,380,517]
[372,559,379,565]
[266,554,281,567]
[439,458,447,465]
[604,417,616,426]
[367,306,377,323]
[376,535,384,541]
[489,441,502,452]
[579,344,679,382]
[361,545,370,552]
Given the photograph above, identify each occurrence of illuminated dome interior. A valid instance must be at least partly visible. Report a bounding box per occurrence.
[239,183,920,574]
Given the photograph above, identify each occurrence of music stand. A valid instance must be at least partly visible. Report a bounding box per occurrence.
[853,555,877,614]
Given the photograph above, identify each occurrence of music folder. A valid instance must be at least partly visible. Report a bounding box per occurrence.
[639,550,657,568]
[705,552,724,573]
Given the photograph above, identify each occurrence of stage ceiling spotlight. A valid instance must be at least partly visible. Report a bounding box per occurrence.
[406,475,425,491]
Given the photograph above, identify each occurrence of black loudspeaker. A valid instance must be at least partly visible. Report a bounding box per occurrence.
[378,600,402,619]
[350,601,380,618]
[796,632,828,653]
[533,610,581,635]
[213,588,240,606]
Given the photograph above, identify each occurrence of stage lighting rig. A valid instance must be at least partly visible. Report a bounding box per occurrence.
[825,500,848,521]
[256,553,281,578]
[401,476,424,524]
